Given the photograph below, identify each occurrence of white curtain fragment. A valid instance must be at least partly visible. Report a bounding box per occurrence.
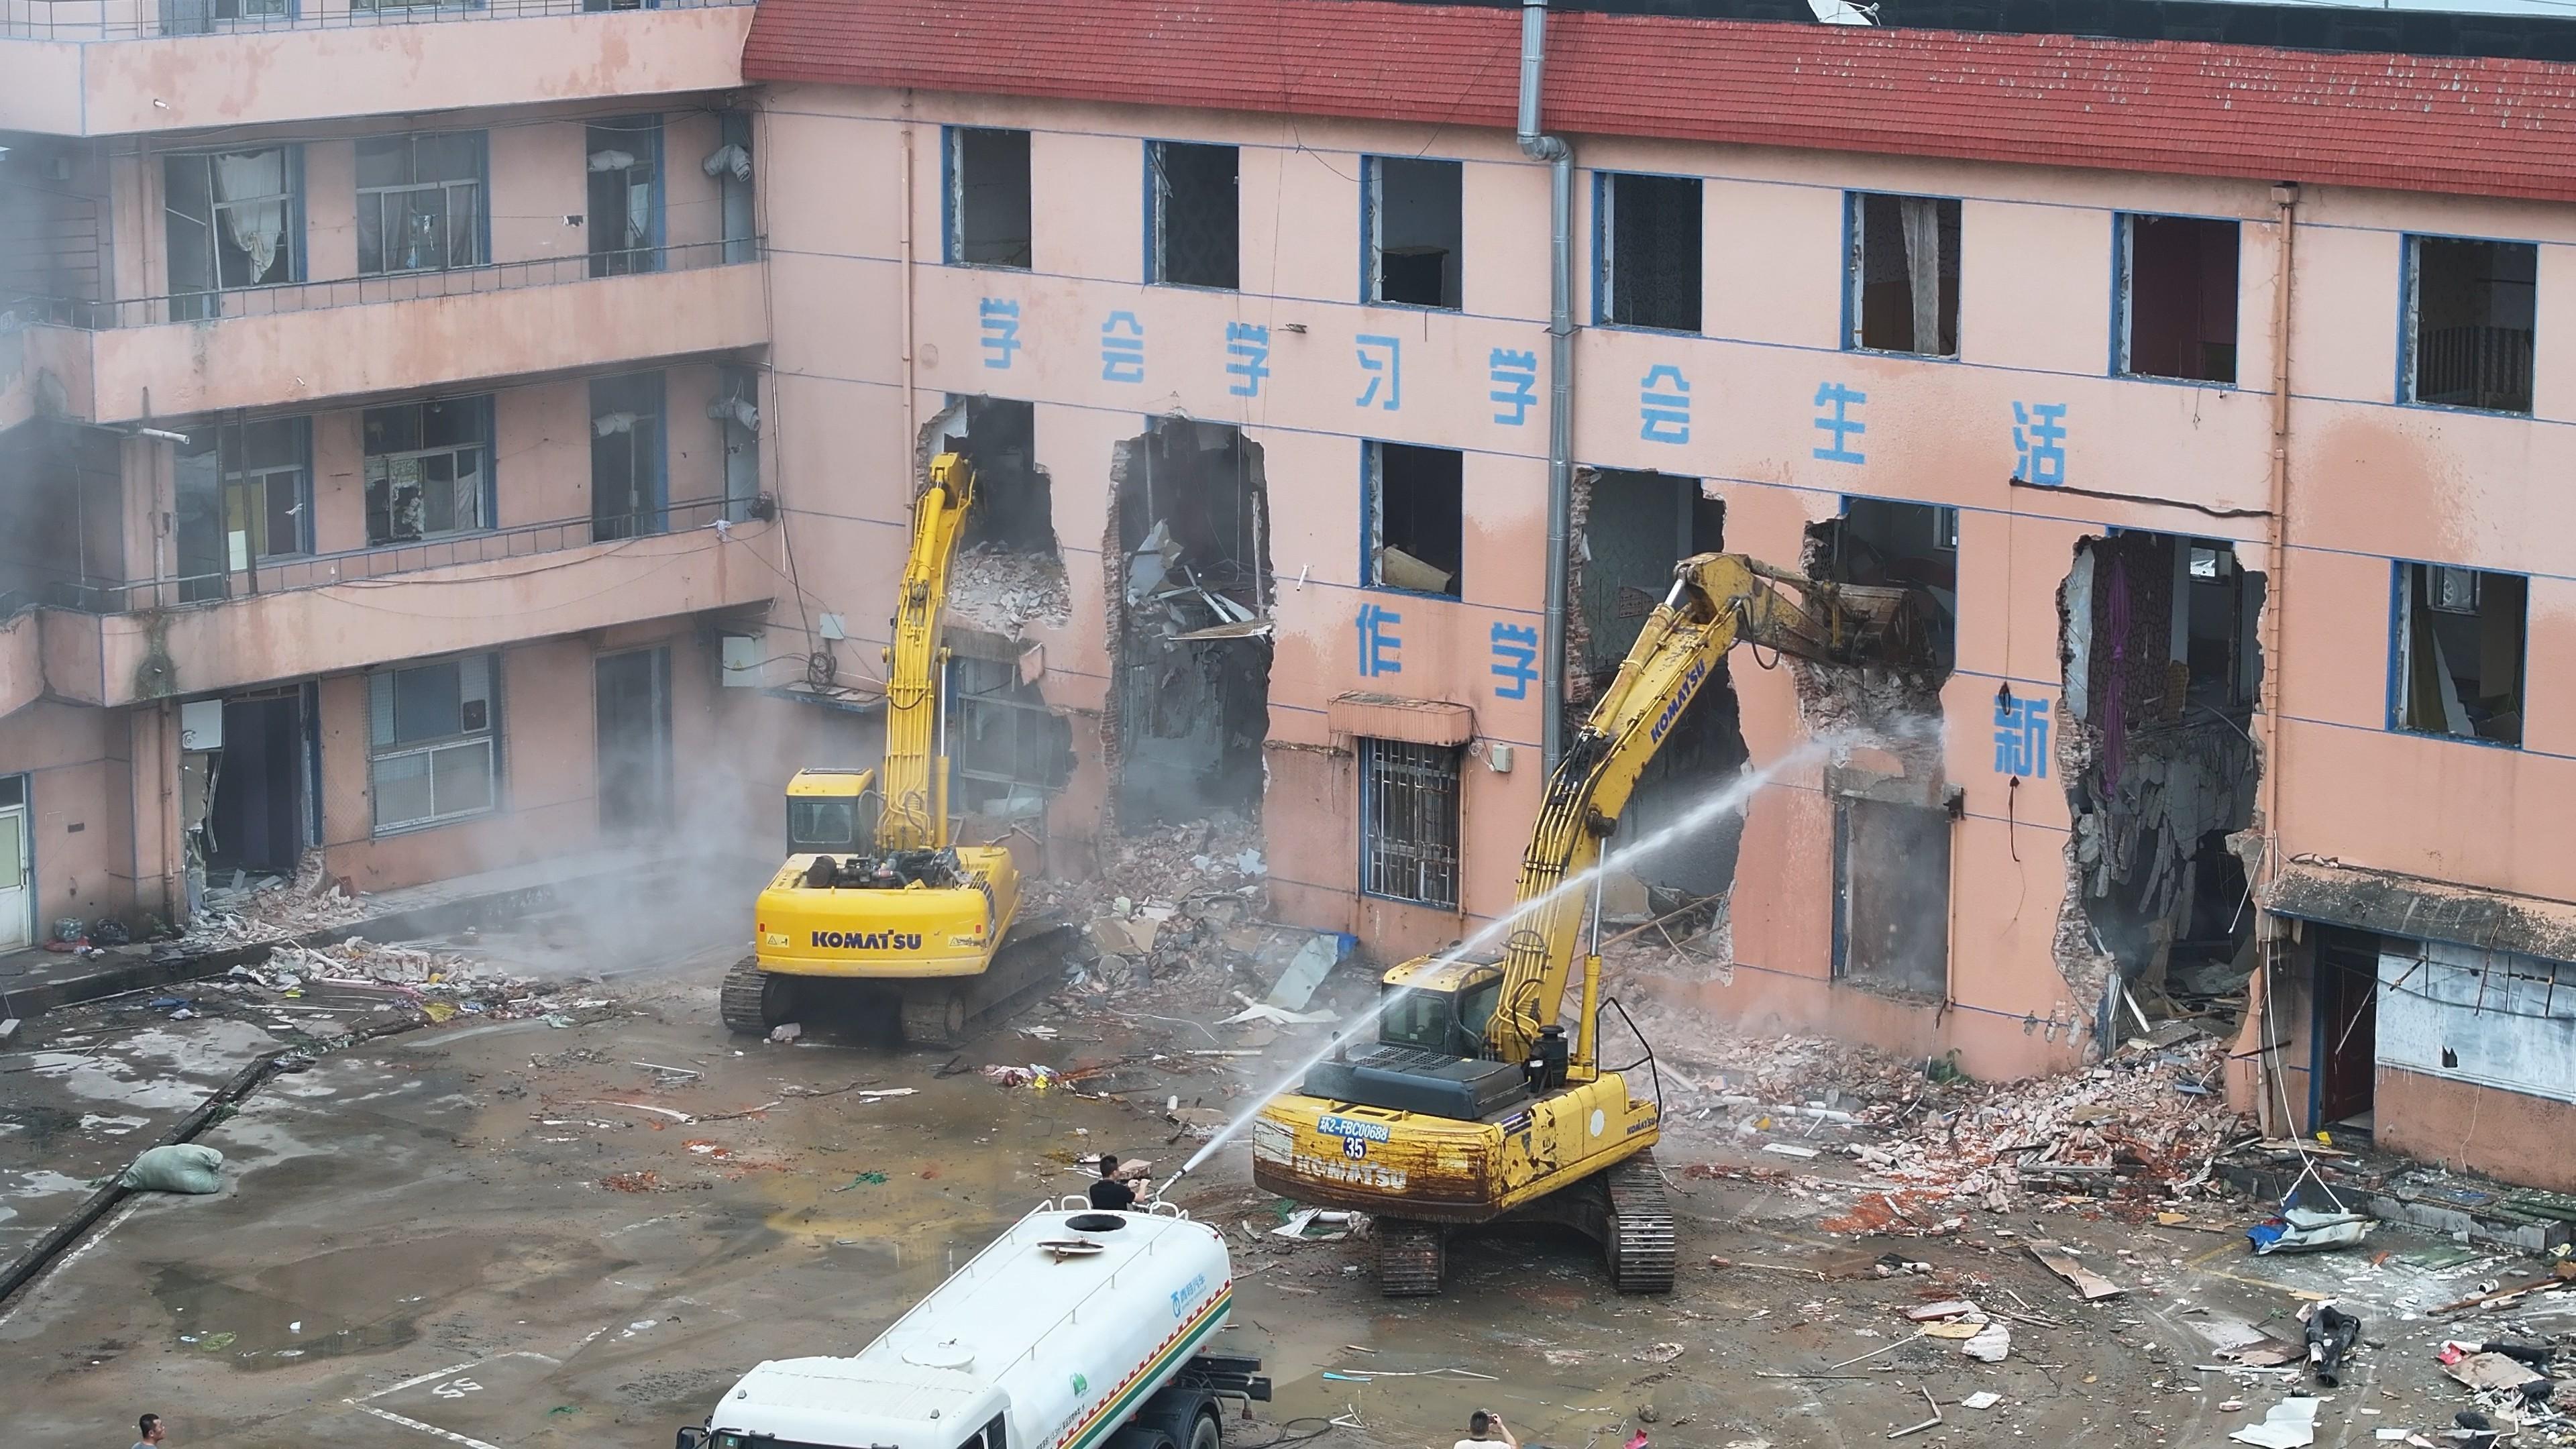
[213,149,286,282]
[1898,195,1941,353]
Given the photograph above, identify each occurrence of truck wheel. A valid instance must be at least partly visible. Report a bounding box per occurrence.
[1137,1386,1216,1449]
[1183,1409,1220,1449]
[1107,1428,1177,1449]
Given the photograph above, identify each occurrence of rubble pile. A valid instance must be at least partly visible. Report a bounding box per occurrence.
[184,850,371,948]
[947,544,1073,635]
[1858,1035,2241,1216]
[1026,816,1289,1010]
[235,936,565,1023]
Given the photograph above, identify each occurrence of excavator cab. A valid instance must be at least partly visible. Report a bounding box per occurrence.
[1300,957,1528,1122]
[784,768,881,855]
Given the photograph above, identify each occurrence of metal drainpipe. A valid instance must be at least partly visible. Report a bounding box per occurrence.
[2257,185,2296,914]
[1519,0,1575,775]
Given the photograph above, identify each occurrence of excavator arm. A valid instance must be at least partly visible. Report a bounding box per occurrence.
[877,453,977,851]
[1484,552,1929,1063]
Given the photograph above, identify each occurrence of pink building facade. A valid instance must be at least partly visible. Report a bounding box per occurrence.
[10,0,2576,1187]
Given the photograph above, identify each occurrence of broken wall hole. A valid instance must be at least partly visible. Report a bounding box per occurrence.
[924,395,1070,636]
[1568,468,1743,904]
[1105,419,1273,833]
[1794,502,1952,751]
[2055,531,2266,1049]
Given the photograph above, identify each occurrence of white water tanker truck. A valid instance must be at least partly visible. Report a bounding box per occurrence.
[678,1199,1270,1449]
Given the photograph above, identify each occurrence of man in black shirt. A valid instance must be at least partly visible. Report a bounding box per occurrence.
[1088,1153,1138,1210]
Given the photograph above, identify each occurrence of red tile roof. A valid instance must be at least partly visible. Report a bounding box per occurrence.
[741,0,2576,205]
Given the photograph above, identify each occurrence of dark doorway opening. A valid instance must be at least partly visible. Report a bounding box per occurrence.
[2312,925,2380,1133]
[1107,419,1273,830]
[596,647,673,833]
[206,690,309,877]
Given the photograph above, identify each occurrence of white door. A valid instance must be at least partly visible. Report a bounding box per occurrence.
[0,804,28,952]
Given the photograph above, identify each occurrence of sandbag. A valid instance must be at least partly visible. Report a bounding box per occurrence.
[119,1143,226,1194]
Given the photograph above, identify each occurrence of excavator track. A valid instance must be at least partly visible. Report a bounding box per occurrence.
[719,954,798,1036]
[1377,1219,1446,1297]
[895,916,1079,1049]
[1603,1150,1677,1294]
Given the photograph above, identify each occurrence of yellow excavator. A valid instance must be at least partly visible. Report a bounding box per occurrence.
[1249,553,1931,1295]
[720,453,1067,1048]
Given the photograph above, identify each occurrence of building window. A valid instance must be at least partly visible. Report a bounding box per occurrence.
[1597,172,1701,333]
[162,148,300,314]
[364,397,492,545]
[2118,215,2239,384]
[714,109,758,266]
[1360,739,1461,909]
[947,127,1032,269]
[587,117,663,277]
[1848,192,1960,357]
[356,131,486,276]
[591,371,666,539]
[1366,156,1462,310]
[2394,561,2526,747]
[1365,441,1462,597]
[370,654,500,833]
[172,417,311,602]
[2406,235,2536,414]
[1147,141,1238,290]
[713,367,761,521]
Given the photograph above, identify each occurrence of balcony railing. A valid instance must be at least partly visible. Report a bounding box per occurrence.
[9,237,758,331]
[15,494,758,615]
[1,0,749,42]
[2415,324,2534,415]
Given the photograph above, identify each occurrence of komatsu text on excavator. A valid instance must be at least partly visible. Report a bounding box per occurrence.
[1250,553,1933,1295]
[720,453,1068,1049]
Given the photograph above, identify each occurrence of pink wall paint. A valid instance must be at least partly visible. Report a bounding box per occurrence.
[0,700,137,932]
[749,86,2576,1091]
[5,7,753,138]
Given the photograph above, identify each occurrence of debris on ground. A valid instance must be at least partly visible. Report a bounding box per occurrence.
[183,850,370,948]
[2229,1397,2320,1448]
[2251,1205,2375,1254]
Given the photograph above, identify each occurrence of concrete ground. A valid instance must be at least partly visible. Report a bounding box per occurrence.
[3,945,2571,1448]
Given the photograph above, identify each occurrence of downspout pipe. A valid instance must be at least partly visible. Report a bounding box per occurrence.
[1519,0,1575,776]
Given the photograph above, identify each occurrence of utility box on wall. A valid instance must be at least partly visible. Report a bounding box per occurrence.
[720,635,763,688]
[178,699,224,750]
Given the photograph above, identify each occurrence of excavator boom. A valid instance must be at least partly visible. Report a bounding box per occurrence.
[1485,551,1927,1063]
[878,453,977,851]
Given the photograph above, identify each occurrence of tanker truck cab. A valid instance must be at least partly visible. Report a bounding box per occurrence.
[681,1203,1268,1449]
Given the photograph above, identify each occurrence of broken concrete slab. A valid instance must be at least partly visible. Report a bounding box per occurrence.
[2029,1241,2125,1299]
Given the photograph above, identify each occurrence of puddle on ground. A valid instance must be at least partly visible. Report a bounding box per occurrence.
[150,1262,419,1371]
[146,1231,529,1371]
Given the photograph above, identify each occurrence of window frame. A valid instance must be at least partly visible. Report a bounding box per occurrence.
[2387,558,2528,750]
[368,653,504,835]
[1143,138,1241,292]
[356,131,489,278]
[2111,211,2242,386]
[1843,189,1964,359]
[363,396,496,547]
[1360,440,1465,600]
[944,125,1034,270]
[162,146,305,311]
[2399,231,2539,417]
[1593,168,1705,334]
[586,116,667,278]
[1357,737,1463,910]
[1362,154,1465,312]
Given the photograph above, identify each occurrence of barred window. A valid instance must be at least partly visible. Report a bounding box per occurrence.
[1360,739,1461,908]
